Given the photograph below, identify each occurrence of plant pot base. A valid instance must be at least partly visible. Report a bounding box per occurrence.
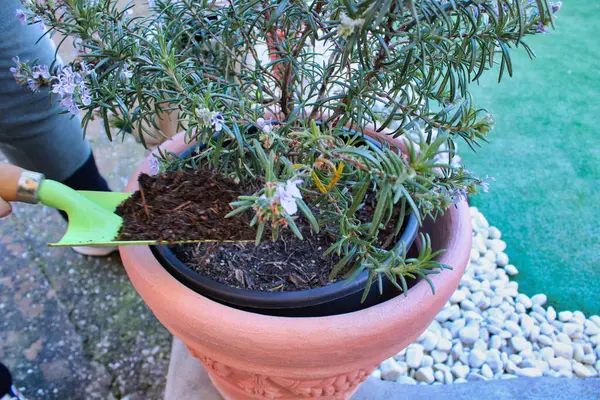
[165,338,371,400]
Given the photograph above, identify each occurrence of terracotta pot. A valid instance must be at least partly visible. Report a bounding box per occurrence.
[119,131,472,400]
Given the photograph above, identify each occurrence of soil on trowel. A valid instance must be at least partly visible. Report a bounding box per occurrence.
[115,169,256,242]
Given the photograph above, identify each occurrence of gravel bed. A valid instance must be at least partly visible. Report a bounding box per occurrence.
[372,206,600,385]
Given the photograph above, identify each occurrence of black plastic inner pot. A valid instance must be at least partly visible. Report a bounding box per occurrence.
[151,133,420,317]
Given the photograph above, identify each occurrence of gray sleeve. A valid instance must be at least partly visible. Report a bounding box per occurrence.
[0,0,90,181]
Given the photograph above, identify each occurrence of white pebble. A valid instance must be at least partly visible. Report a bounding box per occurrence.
[415,367,435,384]
[496,252,509,267]
[552,342,574,360]
[487,239,507,252]
[521,316,535,338]
[444,370,453,384]
[370,369,382,379]
[406,344,424,369]
[396,376,417,385]
[451,342,463,359]
[380,358,407,381]
[434,370,445,383]
[470,248,481,262]
[548,357,572,372]
[574,344,585,362]
[517,294,532,309]
[540,347,555,361]
[557,333,572,344]
[573,311,586,324]
[485,349,503,371]
[468,349,486,368]
[563,323,582,338]
[582,353,596,365]
[490,335,502,350]
[510,337,529,352]
[517,368,543,378]
[459,325,479,345]
[473,234,487,255]
[451,363,469,379]
[421,331,439,352]
[504,321,522,336]
[467,372,487,381]
[537,335,553,347]
[421,355,434,368]
[540,323,555,336]
[431,350,448,364]
[450,290,467,304]
[547,307,557,322]
[436,338,452,352]
[488,226,501,239]
[504,264,519,276]
[559,311,573,322]
[460,299,476,311]
[531,294,547,306]
[589,316,600,327]
[585,320,600,336]
[573,362,598,378]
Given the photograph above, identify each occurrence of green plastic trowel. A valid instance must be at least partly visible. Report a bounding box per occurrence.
[0,162,243,247]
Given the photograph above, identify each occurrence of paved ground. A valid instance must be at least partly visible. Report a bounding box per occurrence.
[0,122,172,400]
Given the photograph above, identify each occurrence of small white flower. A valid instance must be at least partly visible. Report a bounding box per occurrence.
[211,112,225,132]
[257,117,274,134]
[276,179,303,215]
[338,13,364,39]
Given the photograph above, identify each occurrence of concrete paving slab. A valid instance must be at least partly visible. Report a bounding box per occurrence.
[164,337,600,400]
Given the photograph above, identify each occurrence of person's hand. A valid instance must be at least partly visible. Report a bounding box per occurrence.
[0,196,11,218]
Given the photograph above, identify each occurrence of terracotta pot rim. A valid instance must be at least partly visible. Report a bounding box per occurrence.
[119,131,471,342]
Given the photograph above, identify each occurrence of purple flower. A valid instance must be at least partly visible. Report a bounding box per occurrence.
[16,9,28,25]
[52,66,91,114]
[80,61,93,75]
[80,86,92,106]
[536,22,548,34]
[551,1,562,14]
[32,65,50,80]
[27,79,40,91]
[52,67,81,96]
[10,57,23,82]
[148,157,159,175]
[480,175,496,193]
[60,95,79,115]
[211,112,225,132]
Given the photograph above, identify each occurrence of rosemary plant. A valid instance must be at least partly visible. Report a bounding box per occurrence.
[14,0,560,296]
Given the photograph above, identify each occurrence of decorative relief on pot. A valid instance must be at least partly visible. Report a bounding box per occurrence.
[197,355,232,378]
[187,346,371,399]
[238,374,284,399]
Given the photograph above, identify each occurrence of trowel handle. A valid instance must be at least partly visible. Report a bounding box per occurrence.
[0,162,45,204]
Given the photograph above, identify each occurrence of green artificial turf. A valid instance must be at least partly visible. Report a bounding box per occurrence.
[460,1,599,315]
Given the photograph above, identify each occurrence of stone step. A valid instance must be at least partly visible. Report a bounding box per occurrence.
[165,338,600,400]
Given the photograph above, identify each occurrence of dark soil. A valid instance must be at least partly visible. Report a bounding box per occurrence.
[169,223,341,292]
[115,170,256,242]
[117,169,412,292]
